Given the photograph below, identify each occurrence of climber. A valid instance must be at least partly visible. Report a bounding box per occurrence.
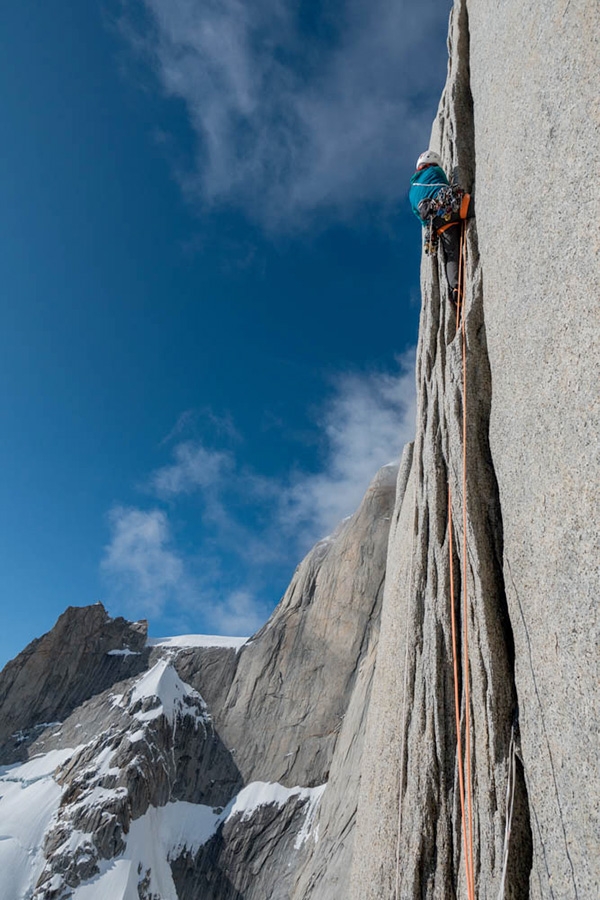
[409,150,471,306]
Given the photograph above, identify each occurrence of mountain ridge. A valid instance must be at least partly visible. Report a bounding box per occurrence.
[1,0,598,896]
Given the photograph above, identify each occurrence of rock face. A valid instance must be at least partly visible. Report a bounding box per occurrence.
[0,464,396,899]
[32,659,241,899]
[1,1,598,897]
[214,462,396,790]
[0,604,150,763]
[351,1,600,898]
[468,3,600,898]
[170,462,397,900]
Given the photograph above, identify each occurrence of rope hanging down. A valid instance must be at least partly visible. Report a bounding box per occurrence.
[395,220,477,900]
[452,210,517,900]
[448,220,477,900]
[497,728,517,900]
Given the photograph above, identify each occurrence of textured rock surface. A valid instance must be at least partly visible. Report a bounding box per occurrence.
[352,1,599,898]
[0,604,150,762]
[0,465,396,898]
[468,2,600,898]
[213,462,397,790]
[1,1,598,896]
[170,645,240,715]
[287,464,409,900]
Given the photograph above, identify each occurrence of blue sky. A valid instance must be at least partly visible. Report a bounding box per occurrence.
[0,0,451,666]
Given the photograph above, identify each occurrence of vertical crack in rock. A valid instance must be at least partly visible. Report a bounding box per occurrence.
[351,2,533,897]
[466,1,600,896]
[442,6,534,897]
[2,2,596,897]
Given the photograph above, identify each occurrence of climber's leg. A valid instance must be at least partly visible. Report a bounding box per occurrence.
[438,221,461,296]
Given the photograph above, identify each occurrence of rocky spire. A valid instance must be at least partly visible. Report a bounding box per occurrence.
[351,1,600,898]
[1,0,598,896]
[0,603,150,763]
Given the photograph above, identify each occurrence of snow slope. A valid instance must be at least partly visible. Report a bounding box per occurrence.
[0,749,78,900]
[70,782,326,899]
[128,659,208,724]
[71,802,221,900]
[147,634,248,650]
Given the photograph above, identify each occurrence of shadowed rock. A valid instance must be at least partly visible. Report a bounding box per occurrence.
[213,463,397,790]
[0,603,150,763]
[351,1,599,898]
[1,1,598,894]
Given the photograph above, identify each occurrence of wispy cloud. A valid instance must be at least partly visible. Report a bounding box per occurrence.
[151,441,234,498]
[279,349,416,539]
[145,351,416,541]
[102,354,416,632]
[101,507,187,617]
[209,589,269,636]
[118,0,450,226]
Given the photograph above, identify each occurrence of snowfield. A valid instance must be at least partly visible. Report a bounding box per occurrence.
[0,657,326,900]
[0,748,80,900]
[71,782,326,898]
[128,659,208,724]
[71,802,221,900]
[147,634,249,650]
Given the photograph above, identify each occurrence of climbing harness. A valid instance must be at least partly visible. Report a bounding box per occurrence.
[422,185,466,256]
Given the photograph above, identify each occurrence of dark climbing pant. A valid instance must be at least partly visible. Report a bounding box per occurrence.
[435,193,474,296]
[437,219,461,293]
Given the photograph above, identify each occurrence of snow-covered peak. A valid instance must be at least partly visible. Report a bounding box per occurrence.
[128,659,208,724]
[147,634,248,650]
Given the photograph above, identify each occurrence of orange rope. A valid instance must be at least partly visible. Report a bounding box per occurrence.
[448,220,476,900]
[459,220,476,900]
[448,484,472,897]
[456,217,465,325]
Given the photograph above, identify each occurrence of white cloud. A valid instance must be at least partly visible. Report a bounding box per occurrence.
[146,351,415,546]
[119,0,451,225]
[101,507,187,617]
[101,354,416,631]
[151,441,234,498]
[280,349,416,538]
[208,589,269,636]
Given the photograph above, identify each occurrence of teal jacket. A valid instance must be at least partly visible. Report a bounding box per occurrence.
[409,165,450,224]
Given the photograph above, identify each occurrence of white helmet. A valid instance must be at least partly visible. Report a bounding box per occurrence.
[416,149,442,170]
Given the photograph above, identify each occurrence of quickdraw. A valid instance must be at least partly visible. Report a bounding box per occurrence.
[435,184,465,220]
[424,222,439,257]
[421,185,465,256]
